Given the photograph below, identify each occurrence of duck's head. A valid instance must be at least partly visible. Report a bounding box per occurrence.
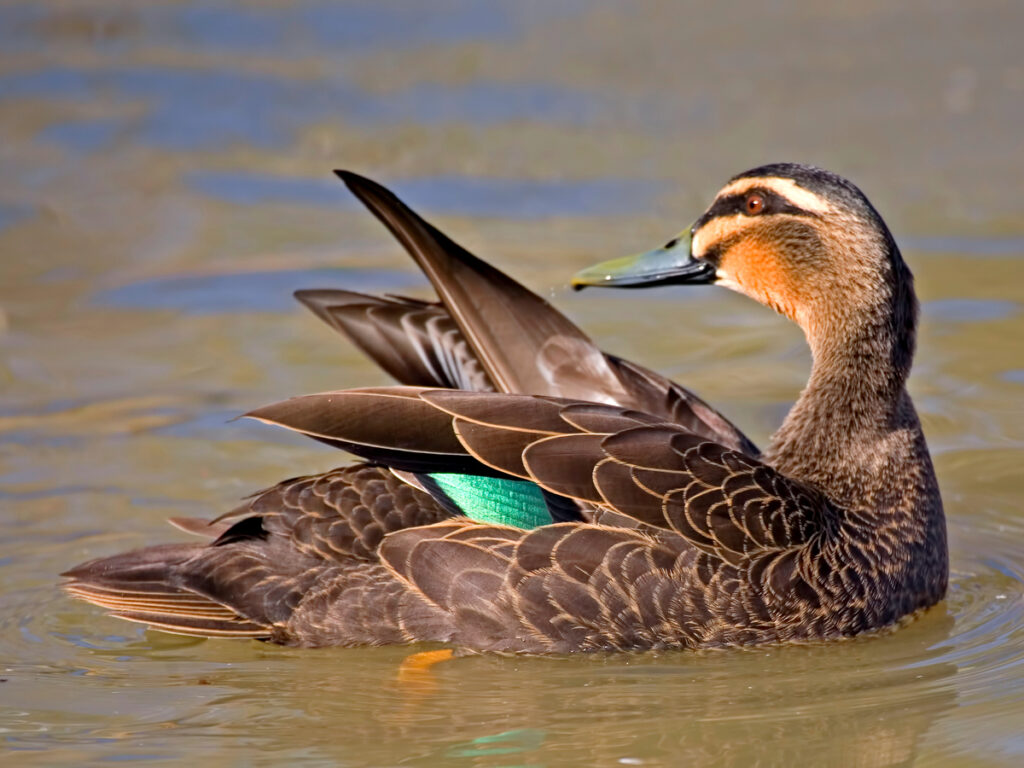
[573,163,916,366]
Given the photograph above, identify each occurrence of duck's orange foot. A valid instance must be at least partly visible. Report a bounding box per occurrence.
[397,648,454,683]
[388,648,456,718]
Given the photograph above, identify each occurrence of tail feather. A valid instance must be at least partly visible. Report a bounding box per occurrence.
[65,584,238,618]
[61,542,198,580]
[107,610,268,638]
[63,544,271,639]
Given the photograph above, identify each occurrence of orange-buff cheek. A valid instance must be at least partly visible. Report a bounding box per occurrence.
[720,242,799,319]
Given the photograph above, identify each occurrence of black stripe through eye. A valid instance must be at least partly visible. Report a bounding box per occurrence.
[693,188,818,230]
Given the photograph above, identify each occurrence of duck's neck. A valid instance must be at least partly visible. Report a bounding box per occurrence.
[764,294,926,511]
[764,288,947,607]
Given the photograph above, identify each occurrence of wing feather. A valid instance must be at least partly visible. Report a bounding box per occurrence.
[309,172,758,456]
[249,388,828,563]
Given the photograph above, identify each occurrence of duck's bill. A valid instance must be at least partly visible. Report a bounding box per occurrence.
[570,230,716,290]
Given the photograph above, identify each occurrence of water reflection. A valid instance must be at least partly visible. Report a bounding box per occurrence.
[0,68,604,150]
[91,267,417,314]
[904,237,1024,256]
[90,618,956,768]
[0,202,33,232]
[0,1,588,55]
[923,299,1017,323]
[186,171,665,218]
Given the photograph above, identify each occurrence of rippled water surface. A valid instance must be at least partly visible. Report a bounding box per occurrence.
[2,2,1023,765]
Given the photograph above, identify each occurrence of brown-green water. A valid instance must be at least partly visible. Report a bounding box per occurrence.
[2,2,1023,765]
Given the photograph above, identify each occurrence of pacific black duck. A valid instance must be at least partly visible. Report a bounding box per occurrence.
[64,163,947,652]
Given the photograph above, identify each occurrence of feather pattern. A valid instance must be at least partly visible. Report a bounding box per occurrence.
[294,290,494,392]
[248,389,827,564]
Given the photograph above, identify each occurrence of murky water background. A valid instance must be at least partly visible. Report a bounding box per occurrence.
[2,1,1023,765]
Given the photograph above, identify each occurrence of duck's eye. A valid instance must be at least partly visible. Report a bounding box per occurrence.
[745,193,765,215]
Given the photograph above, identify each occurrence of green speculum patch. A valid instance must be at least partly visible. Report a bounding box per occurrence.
[427,473,555,529]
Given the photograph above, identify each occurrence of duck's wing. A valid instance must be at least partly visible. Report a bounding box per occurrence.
[248,388,828,563]
[294,290,494,392]
[601,355,759,456]
[305,172,756,455]
[334,171,626,400]
[244,387,832,650]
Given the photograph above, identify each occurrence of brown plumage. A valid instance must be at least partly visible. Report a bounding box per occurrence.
[64,163,947,652]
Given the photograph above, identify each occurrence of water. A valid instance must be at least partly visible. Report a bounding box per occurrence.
[2,1,1023,765]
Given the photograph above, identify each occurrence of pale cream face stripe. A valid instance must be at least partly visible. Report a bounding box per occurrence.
[716,177,835,215]
[692,213,751,259]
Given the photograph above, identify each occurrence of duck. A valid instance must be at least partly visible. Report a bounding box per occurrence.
[63,163,947,652]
